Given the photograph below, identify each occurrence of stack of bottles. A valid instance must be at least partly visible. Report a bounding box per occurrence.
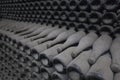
[0,19,120,80]
[0,0,120,80]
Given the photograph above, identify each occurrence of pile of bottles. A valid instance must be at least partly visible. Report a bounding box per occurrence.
[0,0,120,28]
[0,0,120,80]
[0,19,120,80]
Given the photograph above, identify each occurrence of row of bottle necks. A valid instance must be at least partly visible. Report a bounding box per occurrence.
[0,19,120,80]
[0,0,119,27]
[0,0,120,12]
[0,19,119,38]
[0,11,119,26]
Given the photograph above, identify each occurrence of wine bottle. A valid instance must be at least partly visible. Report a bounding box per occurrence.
[69,0,78,10]
[41,66,55,80]
[28,41,51,60]
[52,1,60,10]
[90,0,104,11]
[104,0,118,12]
[53,47,76,73]
[89,11,102,24]
[68,12,77,22]
[30,27,58,41]
[57,31,86,53]
[72,25,99,58]
[37,27,66,44]
[47,29,75,48]
[67,50,92,80]
[88,25,113,65]
[39,44,62,67]
[78,11,88,23]
[60,0,69,10]
[110,27,120,73]
[24,56,32,67]
[86,54,113,80]
[78,0,89,11]
[29,61,40,73]
[102,12,117,25]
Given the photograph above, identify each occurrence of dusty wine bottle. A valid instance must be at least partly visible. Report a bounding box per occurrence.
[104,0,119,12]
[53,47,76,73]
[57,30,86,53]
[72,25,99,58]
[110,27,120,73]
[67,50,92,80]
[60,0,69,10]
[52,1,60,10]
[78,0,89,11]
[29,41,52,60]
[77,11,88,23]
[102,12,117,25]
[37,27,66,44]
[39,44,62,67]
[69,0,78,10]
[89,11,102,24]
[29,61,40,73]
[30,26,58,41]
[87,54,113,80]
[47,28,75,48]
[88,25,113,65]
[41,66,55,80]
[90,0,104,11]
